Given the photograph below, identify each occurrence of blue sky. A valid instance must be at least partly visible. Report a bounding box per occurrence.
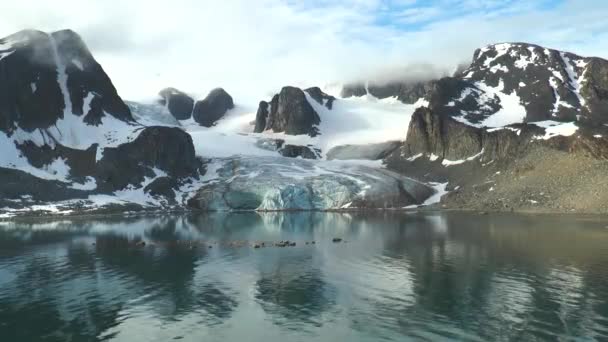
[0,0,605,101]
[376,0,565,30]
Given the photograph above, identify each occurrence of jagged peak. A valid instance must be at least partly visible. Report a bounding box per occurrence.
[470,42,598,67]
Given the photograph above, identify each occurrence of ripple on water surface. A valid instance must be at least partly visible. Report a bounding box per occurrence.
[0,212,608,341]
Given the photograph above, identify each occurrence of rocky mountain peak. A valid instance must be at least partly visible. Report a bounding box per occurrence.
[450,42,608,125]
[254,86,327,137]
[0,29,132,134]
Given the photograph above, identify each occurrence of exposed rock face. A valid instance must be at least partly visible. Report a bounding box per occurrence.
[144,176,178,203]
[253,138,321,159]
[305,87,335,109]
[341,81,432,104]
[0,167,89,204]
[0,29,203,209]
[158,87,194,120]
[378,42,608,175]
[430,43,608,126]
[254,101,269,133]
[187,156,436,210]
[327,141,401,161]
[278,144,322,160]
[192,88,234,127]
[95,127,201,192]
[254,86,321,136]
[0,29,132,133]
[396,106,547,162]
[346,43,608,127]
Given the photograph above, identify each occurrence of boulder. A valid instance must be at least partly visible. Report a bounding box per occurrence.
[158,87,194,120]
[192,88,234,127]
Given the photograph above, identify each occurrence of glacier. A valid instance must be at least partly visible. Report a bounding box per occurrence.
[187,156,435,211]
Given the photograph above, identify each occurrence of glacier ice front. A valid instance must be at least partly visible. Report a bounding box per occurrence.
[187,156,436,211]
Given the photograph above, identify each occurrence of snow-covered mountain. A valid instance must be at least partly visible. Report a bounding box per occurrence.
[0,29,443,217]
[3,28,608,217]
[0,29,203,215]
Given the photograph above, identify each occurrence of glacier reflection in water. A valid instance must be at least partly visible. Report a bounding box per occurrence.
[1,212,608,341]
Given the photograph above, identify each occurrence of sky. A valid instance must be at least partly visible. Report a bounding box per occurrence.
[0,0,607,103]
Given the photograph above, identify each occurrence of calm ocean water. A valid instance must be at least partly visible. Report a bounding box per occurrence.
[1,212,607,341]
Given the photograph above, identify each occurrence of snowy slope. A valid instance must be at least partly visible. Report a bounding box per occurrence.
[0,33,143,187]
[439,43,594,135]
[171,90,426,159]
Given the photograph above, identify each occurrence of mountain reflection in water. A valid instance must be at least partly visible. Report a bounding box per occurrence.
[0,212,607,341]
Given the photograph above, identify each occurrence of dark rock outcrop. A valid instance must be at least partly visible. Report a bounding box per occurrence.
[441,43,608,125]
[158,87,194,120]
[95,127,202,192]
[254,101,269,133]
[305,87,335,109]
[396,106,546,162]
[192,88,234,127]
[16,142,97,180]
[253,138,322,159]
[254,86,321,136]
[0,167,89,204]
[327,141,400,161]
[278,144,322,160]
[0,29,132,133]
[0,29,204,208]
[340,84,367,98]
[341,81,432,104]
[346,43,608,127]
[144,176,178,202]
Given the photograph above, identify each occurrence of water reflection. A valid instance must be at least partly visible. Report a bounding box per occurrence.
[0,212,607,341]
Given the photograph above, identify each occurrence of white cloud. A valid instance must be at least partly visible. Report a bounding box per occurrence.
[0,0,606,105]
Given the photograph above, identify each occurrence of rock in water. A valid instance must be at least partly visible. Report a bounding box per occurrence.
[192,88,234,127]
[158,87,194,120]
[254,86,321,136]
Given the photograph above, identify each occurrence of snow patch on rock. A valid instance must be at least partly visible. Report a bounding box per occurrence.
[442,149,484,166]
[531,121,578,140]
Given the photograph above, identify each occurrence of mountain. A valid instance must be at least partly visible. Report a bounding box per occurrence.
[0,29,202,214]
[353,43,608,213]
[2,29,608,216]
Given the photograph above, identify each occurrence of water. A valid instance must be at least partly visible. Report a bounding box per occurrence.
[1,212,608,341]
